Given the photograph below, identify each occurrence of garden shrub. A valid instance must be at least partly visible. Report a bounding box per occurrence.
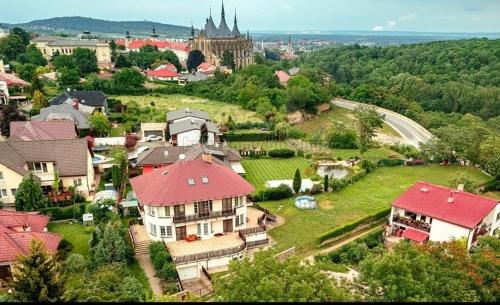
[304,153,312,159]
[226,132,278,142]
[57,239,74,260]
[268,148,295,158]
[377,159,404,167]
[252,184,294,202]
[287,127,307,139]
[39,204,86,221]
[310,184,324,195]
[317,209,391,244]
[149,241,177,283]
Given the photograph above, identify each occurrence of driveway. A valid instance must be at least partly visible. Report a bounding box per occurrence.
[331,98,432,149]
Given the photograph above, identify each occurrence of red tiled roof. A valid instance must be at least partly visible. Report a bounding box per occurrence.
[0,211,60,264]
[197,62,215,71]
[9,121,77,141]
[392,182,498,229]
[275,70,290,83]
[115,39,189,52]
[145,68,179,78]
[0,73,30,87]
[402,228,429,243]
[130,159,255,206]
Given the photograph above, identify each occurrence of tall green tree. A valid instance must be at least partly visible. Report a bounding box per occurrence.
[292,168,302,194]
[58,67,80,87]
[221,50,235,70]
[114,54,131,68]
[0,34,26,60]
[353,105,384,154]
[0,104,27,136]
[10,239,64,302]
[213,250,351,302]
[186,50,205,72]
[15,173,48,211]
[90,223,130,268]
[89,112,111,137]
[111,68,145,90]
[72,48,98,76]
[17,44,47,66]
[11,27,30,45]
[479,135,500,178]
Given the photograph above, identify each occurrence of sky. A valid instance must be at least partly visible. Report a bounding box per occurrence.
[3,0,500,33]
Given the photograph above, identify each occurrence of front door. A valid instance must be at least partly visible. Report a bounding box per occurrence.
[223,219,233,233]
[176,226,187,241]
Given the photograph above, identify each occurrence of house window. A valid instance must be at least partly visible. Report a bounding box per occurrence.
[420,215,426,223]
[149,223,157,236]
[28,162,48,173]
[203,223,209,235]
[187,178,195,186]
[201,176,209,184]
[73,178,82,187]
[197,223,202,236]
[147,206,156,217]
[160,226,166,237]
[496,213,500,221]
[209,200,213,212]
[11,189,17,196]
[194,202,198,214]
[210,222,214,233]
[235,196,244,208]
[0,171,3,180]
[166,226,172,237]
[0,189,7,198]
[239,214,245,226]
[163,207,171,217]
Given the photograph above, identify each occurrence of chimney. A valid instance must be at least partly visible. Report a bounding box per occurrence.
[72,98,79,110]
[202,153,212,164]
[448,192,454,203]
[457,184,464,192]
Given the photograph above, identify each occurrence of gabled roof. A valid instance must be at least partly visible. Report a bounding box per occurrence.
[145,68,179,78]
[9,121,77,141]
[115,39,189,52]
[49,90,107,107]
[0,210,61,265]
[130,159,254,206]
[0,72,30,87]
[48,39,101,47]
[32,104,90,130]
[178,71,209,82]
[169,119,220,135]
[0,139,90,177]
[197,62,216,71]
[167,108,210,122]
[392,182,499,229]
[275,70,290,83]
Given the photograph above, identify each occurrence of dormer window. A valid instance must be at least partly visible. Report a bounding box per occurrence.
[27,162,48,173]
[201,176,209,184]
[187,178,195,186]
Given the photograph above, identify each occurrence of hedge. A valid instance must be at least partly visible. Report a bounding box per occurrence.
[225,132,278,142]
[149,241,177,282]
[268,148,295,159]
[39,204,86,221]
[377,159,404,167]
[252,184,294,202]
[317,208,391,244]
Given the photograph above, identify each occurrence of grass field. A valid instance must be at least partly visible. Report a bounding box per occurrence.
[329,147,401,161]
[229,141,291,151]
[242,158,311,191]
[259,165,492,255]
[47,222,151,293]
[295,107,401,138]
[112,94,263,124]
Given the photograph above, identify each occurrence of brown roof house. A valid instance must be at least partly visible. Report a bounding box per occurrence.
[9,121,78,141]
[0,139,95,208]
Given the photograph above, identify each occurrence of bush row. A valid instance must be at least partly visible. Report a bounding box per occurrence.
[251,184,294,202]
[317,208,391,244]
[377,159,405,167]
[329,169,368,192]
[39,204,86,221]
[225,132,279,142]
[149,241,178,284]
[268,148,296,159]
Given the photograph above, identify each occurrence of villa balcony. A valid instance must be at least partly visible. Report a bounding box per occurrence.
[392,215,431,233]
[173,209,236,224]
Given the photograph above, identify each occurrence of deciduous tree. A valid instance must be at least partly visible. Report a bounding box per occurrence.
[353,105,384,154]
[14,173,48,211]
[186,50,205,72]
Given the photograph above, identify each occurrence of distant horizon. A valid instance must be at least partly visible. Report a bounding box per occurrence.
[3,0,500,33]
[5,16,500,37]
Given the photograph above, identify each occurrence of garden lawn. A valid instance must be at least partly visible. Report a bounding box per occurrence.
[229,141,291,151]
[112,94,263,124]
[295,106,401,138]
[329,147,401,162]
[259,165,492,256]
[242,158,311,191]
[47,222,92,256]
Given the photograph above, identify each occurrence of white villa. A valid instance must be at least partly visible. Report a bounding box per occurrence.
[166,108,221,147]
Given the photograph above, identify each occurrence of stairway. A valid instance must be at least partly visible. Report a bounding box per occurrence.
[134,240,151,256]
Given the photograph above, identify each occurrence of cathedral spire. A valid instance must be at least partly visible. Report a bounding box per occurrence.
[191,21,195,37]
[232,9,241,37]
[221,0,226,20]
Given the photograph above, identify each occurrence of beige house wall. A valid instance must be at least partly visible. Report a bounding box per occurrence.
[0,164,24,205]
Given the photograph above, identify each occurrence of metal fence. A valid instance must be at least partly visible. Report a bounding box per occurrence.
[173,244,247,265]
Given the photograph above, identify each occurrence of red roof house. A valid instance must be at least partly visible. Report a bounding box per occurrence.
[0,210,61,266]
[275,70,290,85]
[145,68,179,81]
[130,158,255,206]
[0,73,30,87]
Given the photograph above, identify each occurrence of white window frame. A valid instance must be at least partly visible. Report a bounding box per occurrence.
[160,226,166,237]
[28,162,49,174]
[11,188,17,196]
[147,206,156,217]
[73,178,82,187]
[203,223,209,235]
[149,223,157,236]
[166,226,172,237]
[0,189,7,198]
[197,223,202,236]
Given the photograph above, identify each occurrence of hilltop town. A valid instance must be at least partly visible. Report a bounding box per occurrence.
[0,1,499,303]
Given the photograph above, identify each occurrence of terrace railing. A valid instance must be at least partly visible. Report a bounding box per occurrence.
[239,226,266,236]
[173,209,236,224]
[172,243,246,265]
[247,239,270,249]
[393,215,431,233]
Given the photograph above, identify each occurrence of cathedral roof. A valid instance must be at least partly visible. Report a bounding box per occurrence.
[203,16,218,38]
[232,13,241,37]
[200,1,245,39]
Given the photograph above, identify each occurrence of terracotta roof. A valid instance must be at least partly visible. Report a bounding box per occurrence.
[0,210,60,265]
[197,62,215,71]
[155,64,177,72]
[275,70,290,83]
[131,159,254,206]
[115,39,189,52]
[0,73,30,87]
[9,121,77,141]
[392,182,499,229]
[145,68,179,78]
[0,139,90,177]
[402,228,429,243]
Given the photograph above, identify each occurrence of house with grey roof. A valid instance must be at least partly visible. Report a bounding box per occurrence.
[49,90,107,115]
[168,118,221,147]
[177,71,210,85]
[0,139,96,208]
[31,104,91,133]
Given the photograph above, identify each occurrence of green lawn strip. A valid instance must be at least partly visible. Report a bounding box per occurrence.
[260,165,491,256]
[241,158,311,191]
[109,125,126,137]
[112,94,263,124]
[228,141,290,151]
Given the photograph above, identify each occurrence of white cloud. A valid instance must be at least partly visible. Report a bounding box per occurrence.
[372,25,385,31]
[372,20,397,31]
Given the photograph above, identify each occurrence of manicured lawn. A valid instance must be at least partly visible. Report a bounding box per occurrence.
[47,222,93,256]
[113,94,263,124]
[242,158,311,191]
[260,165,492,255]
[109,125,126,137]
[229,141,291,151]
[329,147,401,162]
[295,107,401,138]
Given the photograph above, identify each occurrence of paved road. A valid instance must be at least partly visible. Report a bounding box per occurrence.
[332,98,432,149]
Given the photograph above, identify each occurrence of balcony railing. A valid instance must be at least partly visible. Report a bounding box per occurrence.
[173,208,236,224]
[392,215,431,233]
[173,243,246,265]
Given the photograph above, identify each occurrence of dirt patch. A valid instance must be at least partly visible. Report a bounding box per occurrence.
[319,200,333,210]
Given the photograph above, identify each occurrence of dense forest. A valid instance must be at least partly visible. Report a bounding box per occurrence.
[295,38,500,128]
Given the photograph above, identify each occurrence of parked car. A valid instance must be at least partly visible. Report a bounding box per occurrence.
[144,135,163,142]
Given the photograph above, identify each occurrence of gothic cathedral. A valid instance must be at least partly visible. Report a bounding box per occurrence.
[189,1,254,69]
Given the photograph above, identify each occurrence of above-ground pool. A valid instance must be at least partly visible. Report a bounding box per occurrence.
[295,195,317,209]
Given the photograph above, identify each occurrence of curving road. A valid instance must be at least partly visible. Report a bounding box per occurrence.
[332,98,432,149]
